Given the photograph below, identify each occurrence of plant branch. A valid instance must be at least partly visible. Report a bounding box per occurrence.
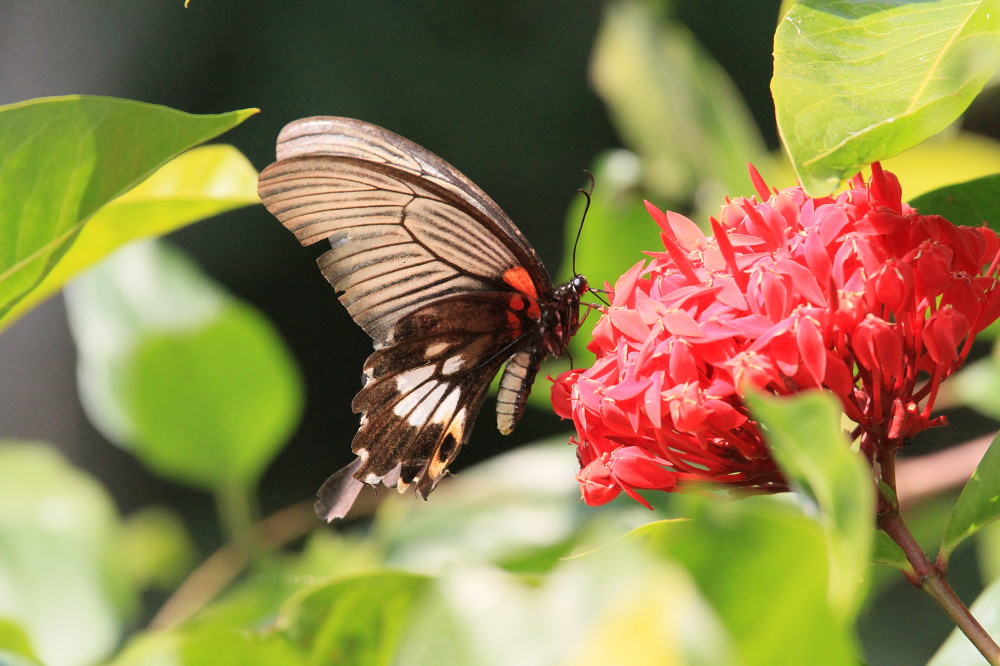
[877,500,1000,665]
[148,499,317,631]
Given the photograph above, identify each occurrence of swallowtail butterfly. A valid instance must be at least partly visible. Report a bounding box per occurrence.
[258,117,587,520]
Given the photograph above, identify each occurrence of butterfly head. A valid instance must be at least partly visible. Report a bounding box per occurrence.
[541,275,588,357]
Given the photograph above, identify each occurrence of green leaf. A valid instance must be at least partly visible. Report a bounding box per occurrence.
[1,144,259,331]
[910,173,1000,231]
[0,95,256,325]
[0,619,40,664]
[281,572,434,665]
[65,240,303,491]
[632,495,860,665]
[883,132,1000,198]
[0,442,132,666]
[373,439,588,572]
[928,575,1000,665]
[108,627,303,666]
[119,507,197,590]
[872,528,912,571]
[975,519,1000,584]
[747,391,875,621]
[591,0,766,207]
[940,432,1000,562]
[950,356,1000,420]
[774,0,1000,193]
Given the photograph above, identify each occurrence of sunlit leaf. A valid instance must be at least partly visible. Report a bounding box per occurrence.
[65,240,302,491]
[0,619,41,665]
[774,0,1000,193]
[374,439,589,573]
[0,95,256,324]
[2,144,259,331]
[0,442,132,666]
[281,572,433,665]
[107,627,302,666]
[748,391,875,620]
[632,494,860,665]
[940,433,1000,562]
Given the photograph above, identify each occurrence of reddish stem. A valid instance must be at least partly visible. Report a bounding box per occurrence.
[877,493,1000,664]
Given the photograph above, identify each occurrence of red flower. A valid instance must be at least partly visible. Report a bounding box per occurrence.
[554,164,1000,507]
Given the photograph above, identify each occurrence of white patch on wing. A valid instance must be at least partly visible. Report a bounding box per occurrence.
[393,381,436,418]
[364,473,383,485]
[425,341,453,358]
[395,365,436,392]
[406,382,449,426]
[356,448,369,462]
[441,355,465,375]
[449,407,468,438]
[431,387,462,423]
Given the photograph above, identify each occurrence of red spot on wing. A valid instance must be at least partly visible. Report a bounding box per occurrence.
[506,310,522,336]
[503,266,538,299]
[503,266,542,321]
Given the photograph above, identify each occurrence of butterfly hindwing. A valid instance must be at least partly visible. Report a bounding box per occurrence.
[340,293,537,498]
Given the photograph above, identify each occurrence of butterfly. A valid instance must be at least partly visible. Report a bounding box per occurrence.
[258,117,587,521]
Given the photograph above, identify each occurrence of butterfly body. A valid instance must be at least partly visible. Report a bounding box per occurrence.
[258,117,586,520]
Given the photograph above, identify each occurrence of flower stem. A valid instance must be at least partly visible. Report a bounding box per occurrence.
[216,479,261,561]
[877,503,1000,664]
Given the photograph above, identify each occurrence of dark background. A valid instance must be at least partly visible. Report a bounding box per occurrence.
[2,2,985,662]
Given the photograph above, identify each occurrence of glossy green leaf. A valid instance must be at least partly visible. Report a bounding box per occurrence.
[748,391,875,620]
[65,240,303,491]
[0,95,256,324]
[632,495,860,665]
[2,144,259,331]
[940,432,1000,562]
[774,0,1000,193]
[281,572,433,665]
[910,173,1000,231]
[928,575,1000,665]
[591,0,765,207]
[0,442,132,666]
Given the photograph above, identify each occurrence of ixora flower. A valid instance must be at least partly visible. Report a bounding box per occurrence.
[553,163,1000,508]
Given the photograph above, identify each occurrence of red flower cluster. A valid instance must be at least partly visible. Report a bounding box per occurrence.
[553,164,1000,508]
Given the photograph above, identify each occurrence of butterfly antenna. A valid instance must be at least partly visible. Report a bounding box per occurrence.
[572,170,596,277]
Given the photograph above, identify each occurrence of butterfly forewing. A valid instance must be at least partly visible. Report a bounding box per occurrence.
[258,117,585,520]
[260,154,546,342]
[273,116,546,268]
